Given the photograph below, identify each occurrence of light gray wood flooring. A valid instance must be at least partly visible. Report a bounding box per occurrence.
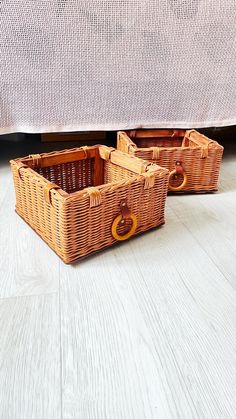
[0,139,235,419]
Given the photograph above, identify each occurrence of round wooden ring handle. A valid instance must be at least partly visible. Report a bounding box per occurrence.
[169,169,187,192]
[111,214,137,241]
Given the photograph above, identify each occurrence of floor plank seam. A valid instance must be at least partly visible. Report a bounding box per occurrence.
[169,205,236,289]
[0,291,59,301]
[126,244,202,418]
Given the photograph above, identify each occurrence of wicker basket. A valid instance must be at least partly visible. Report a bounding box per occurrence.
[117,129,224,192]
[10,145,169,263]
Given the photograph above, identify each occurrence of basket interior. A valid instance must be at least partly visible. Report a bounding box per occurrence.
[131,131,207,150]
[36,158,95,194]
[35,155,137,194]
[134,136,184,148]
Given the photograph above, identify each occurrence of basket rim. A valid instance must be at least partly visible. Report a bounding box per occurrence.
[118,129,224,153]
[10,144,169,204]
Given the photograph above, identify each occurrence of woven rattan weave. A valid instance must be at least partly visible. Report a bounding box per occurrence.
[117,130,223,193]
[10,145,169,263]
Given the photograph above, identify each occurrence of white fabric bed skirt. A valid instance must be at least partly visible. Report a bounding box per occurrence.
[1,0,236,134]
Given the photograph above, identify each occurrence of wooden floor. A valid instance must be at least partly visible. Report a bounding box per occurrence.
[0,137,236,419]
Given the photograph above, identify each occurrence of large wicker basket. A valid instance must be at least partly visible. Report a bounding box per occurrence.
[10,145,169,263]
[117,129,224,192]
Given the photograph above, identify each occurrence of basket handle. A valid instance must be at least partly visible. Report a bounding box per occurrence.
[168,161,187,192]
[111,199,137,241]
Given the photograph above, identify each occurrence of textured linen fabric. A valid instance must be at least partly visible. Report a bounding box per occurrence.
[0,0,236,134]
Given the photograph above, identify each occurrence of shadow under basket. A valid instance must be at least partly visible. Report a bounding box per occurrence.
[10,145,169,263]
[117,129,224,193]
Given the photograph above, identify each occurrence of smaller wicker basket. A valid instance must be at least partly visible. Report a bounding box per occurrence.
[117,129,224,193]
[10,145,169,263]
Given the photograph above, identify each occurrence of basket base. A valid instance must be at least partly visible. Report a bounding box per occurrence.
[15,208,165,264]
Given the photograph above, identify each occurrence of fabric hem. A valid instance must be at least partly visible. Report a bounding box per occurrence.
[1,119,236,135]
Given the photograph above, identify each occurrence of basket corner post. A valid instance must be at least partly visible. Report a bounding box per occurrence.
[117,131,131,154]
